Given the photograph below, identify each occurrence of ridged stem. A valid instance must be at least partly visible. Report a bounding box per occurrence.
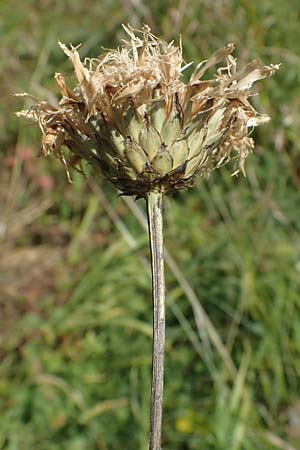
[147,191,165,450]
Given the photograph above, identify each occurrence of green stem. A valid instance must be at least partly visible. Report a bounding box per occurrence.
[147,191,165,450]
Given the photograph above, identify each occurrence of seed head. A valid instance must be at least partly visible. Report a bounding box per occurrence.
[17,25,279,196]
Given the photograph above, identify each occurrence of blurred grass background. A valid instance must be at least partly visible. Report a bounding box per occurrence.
[1,0,300,449]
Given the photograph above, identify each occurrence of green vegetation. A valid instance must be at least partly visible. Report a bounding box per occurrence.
[1,1,300,449]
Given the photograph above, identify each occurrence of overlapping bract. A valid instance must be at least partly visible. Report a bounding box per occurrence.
[17,25,279,196]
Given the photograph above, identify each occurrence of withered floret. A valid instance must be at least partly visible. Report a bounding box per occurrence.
[17,25,279,196]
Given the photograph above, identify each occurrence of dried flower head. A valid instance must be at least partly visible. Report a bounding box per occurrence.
[17,25,279,196]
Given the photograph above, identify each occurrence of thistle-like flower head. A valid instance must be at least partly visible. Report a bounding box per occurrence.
[17,25,279,196]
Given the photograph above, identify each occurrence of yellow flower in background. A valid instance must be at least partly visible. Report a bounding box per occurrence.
[16,25,280,450]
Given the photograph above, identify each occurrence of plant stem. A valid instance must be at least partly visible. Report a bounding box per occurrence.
[147,191,165,450]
